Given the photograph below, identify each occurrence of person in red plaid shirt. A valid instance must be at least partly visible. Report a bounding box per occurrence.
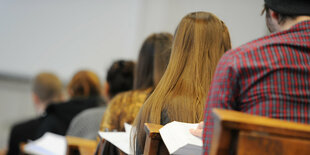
[190,0,310,154]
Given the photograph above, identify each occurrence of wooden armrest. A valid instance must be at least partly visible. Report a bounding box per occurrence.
[143,123,164,155]
[144,123,163,140]
[19,142,26,154]
[66,136,97,155]
[212,108,310,138]
[66,136,97,148]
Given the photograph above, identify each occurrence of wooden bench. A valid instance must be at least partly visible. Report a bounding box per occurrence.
[210,108,310,155]
[143,108,310,155]
[144,123,164,155]
[66,136,97,155]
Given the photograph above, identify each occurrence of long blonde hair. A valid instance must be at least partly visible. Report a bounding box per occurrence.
[133,12,231,153]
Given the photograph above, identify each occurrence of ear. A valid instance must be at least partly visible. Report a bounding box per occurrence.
[269,9,279,22]
[32,93,41,107]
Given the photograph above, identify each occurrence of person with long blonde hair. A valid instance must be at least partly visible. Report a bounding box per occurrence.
[133,11,231,154]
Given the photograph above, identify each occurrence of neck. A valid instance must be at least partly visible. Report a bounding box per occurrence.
[280,16,310,31]
[36,103,47,115]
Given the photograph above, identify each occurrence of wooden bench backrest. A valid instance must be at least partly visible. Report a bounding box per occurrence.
[210,108,310,155]
[144,123,164,155]
[66,136,97,155]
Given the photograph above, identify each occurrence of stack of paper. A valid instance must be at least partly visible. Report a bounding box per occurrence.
[98,123,133,154]
[24,132,66,155]
[159,121,202,154]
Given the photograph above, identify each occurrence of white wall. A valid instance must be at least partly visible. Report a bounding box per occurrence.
[0,0,142,81]
[0,79,34,149]
[0,0,267,149]
[0,0,266,81]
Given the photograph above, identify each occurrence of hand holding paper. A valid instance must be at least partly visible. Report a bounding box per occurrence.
[189,121,203,138]
[159,121,202,154]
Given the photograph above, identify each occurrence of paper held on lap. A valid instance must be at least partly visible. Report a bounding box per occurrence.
[24,132,66,155]
[159,121,202,155]
[98,123,134,154]
[99,122,202,155]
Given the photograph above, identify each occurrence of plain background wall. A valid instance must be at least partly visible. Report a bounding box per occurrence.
[0,0,266,149]
[0,0,266,81]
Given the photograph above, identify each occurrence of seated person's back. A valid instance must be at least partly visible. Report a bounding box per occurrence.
[100,33,173,132]
[203,1,310,153]
[133,12,231,154]
[7,72,64,155]
[35,70,104,139]
[98,33,172,155]
[66,60,135,140]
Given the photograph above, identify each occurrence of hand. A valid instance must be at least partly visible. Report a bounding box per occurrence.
[189,121,203,138]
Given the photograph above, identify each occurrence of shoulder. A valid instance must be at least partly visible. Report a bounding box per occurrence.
[109,88,151,106]
[227,28,299,58]
[218,32,284,71]
[224,35,271,58]
[73,107,106,122]
[9,117,43,142]
[11,117,42,133]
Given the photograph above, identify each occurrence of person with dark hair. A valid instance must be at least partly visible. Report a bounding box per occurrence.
[104,60,135,100]
[189,0,310,154]
[7,72,64,155]
[34,70,104,139]
[98,33,172,155]
[100,33,173,132]
[66,60,135,140]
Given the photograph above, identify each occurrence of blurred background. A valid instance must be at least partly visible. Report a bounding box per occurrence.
[0,0,266,149]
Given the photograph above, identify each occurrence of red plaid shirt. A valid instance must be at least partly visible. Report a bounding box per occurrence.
[203,20,310,154]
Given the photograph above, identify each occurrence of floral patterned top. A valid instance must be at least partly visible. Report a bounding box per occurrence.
[100,88,153,131]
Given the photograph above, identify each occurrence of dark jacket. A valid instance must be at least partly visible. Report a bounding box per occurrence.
[35,96,103,139]
[7,117,44,155]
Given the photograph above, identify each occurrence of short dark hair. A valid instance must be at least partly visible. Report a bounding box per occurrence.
[134,33,173,90]
[263,4,297,24]
[107,60,135,98]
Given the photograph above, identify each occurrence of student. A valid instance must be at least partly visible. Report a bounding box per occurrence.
[99,33,172,155]
[195,0,310,154]
[66,60,135,140]
[100,33,173,132]
[35,70,104,138]
[133,12,231,154]
[7,72,64,155]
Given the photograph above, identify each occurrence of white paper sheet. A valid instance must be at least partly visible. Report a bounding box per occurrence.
[124,123,132,133]
[24,132,66,155]
[98,123,133,154]
[159,121,202,155]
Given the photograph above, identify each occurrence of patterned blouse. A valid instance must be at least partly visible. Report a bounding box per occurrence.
[100,88,153,131]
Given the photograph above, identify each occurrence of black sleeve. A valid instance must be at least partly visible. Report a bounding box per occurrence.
[35,115,66,139]
[7,125,21,155]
